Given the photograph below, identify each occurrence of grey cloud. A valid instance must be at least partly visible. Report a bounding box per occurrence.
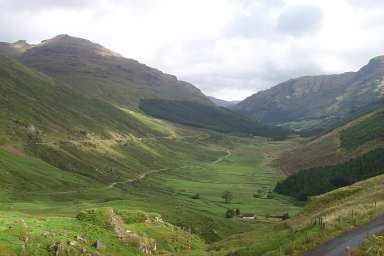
[225,0,284,38]
[181,53,324,100]
[277,5,323,36]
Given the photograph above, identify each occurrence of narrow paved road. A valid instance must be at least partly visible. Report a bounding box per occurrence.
[305,216,384,256]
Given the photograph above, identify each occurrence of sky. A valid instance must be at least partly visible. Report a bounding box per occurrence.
[0,0,384,100]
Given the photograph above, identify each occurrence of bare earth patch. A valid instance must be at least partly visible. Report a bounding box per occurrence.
[0,144,25,157]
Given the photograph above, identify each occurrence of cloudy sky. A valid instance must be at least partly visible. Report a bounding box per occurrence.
[1,0,384,100]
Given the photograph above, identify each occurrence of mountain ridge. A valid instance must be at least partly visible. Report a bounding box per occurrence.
[0,34,212,108]
[234,55,384,135]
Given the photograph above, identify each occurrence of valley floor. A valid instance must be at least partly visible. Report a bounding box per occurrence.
[0,134,302,255]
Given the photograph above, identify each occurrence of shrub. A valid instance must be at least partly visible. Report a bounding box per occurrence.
[222,191,234,204]
[191,193,200,199]
[225,209,236,218]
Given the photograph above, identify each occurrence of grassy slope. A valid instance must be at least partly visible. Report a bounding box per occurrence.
[353,234,384,255]
[340,107,384,150]
[0,55,174,143]
[275,148,384,200]
[283,174,384,255]
[211,174,384,256]
[0,207,207,256]
[275,107,384,175]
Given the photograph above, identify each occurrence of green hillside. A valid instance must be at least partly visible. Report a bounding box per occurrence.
[0,54,172,142]
[340,108,384,150]
[275,107,384,175]
[274,148,384,200]
[274,106,384,200]
[211,174,384,255]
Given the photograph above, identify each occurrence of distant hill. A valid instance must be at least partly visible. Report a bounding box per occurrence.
[0,35,212,108]
[234,56,384,135]
[208,96,240,108]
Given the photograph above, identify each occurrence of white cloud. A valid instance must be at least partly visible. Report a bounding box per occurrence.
[0,0,383,100]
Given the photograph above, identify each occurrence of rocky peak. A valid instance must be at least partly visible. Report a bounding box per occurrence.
[30,34,121,58]
[358,55,384,75]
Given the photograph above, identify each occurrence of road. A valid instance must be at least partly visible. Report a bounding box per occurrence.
[305,216,384,256]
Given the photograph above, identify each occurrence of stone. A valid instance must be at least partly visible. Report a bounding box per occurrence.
[68,240,77,246]
[93,240,105,250]
[75,235,86,242]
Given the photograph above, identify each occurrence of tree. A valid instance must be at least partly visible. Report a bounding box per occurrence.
[222,191,233,204]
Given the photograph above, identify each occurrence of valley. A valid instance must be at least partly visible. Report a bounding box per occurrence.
[1,34,384,256]
[0,125,301,255]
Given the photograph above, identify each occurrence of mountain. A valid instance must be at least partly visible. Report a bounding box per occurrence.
[208,96,240,108]
[0,35,290,138]
[0,35,212,108]
[234,56,384,135]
